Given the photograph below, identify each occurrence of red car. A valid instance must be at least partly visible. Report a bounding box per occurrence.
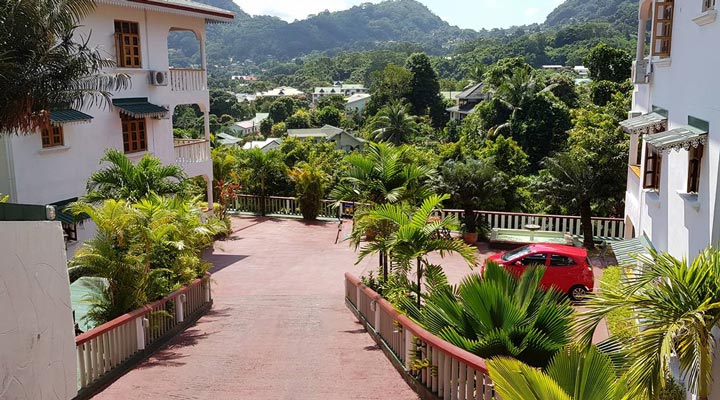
[484,243,594,300]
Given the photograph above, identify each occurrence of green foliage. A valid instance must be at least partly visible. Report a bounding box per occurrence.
[366,64,413,115]
[576,247,720,400]
[584,43,632,83]
[0,0,131,134]
[599,266,636,340]
[405,53,443,126]
[83,150,187,203]
[590,80,632,106]
[436,159,506,232]
[289,160,330,220]
[315,94,347,110]
[270,121,287,137]
[68,195,223,326]
[209,89,252,119]
[370,101,419,145]
[235,148,289,213]
[286,109,312,129]
[0,193,8,203]
[314,106,344,127]
[259,117,273,136]
[268,97,297,123]
[405,261,573,368]
[488,345,625,400]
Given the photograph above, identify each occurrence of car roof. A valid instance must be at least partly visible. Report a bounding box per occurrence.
[526,243,587,257]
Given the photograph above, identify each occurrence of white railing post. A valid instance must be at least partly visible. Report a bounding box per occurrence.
[405,328,414,371]
[373,301,381,332]
[175,294,186,323]
[204,279,211,302]
[356,286,362,316]
[136,317,147,351]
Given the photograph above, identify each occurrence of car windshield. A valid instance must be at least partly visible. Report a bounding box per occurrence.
[501,245,533,261]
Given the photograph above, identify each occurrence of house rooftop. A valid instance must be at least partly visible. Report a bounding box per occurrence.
[98,0,235,22]
[456,83,485,100]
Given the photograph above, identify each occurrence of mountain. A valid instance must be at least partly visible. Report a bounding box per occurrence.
[544,0,637,33]
[190,0,480,63]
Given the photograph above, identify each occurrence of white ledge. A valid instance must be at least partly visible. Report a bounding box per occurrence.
[677,191,701,211]
[644,189,661,207]
[693,9,717,26]
[38,145,70,154]
[652,57,672,68]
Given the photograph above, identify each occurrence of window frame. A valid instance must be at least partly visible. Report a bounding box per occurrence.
[687,144,704,193]
[643,144,662,190]
[549,254,577,267]
[121,114,147,154]
[520,253,548,267]
[114,20,142,68]
[652,1,674,58]
[41,124,64,148]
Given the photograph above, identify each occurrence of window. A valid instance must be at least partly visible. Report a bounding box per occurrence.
[549,255,576,267]
[653,1,674,57]
[41,124,64,148]
[121,115,147,153]
[687,144,704,193]
[704,0,715,12]
[62,222,78,242]
[644,145,662,190]
[631,136,643,166]
[114,20,141,68]
[520,254,547,266]
[501,245,532,261]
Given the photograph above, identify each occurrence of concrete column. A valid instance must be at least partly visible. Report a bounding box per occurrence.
[204,279,211,303]
[205,175,214,209]
[374,301,381,332]
[405,328,414,370]
[175,294,186,323]
[136,317,147,350]
[203,110,211,140]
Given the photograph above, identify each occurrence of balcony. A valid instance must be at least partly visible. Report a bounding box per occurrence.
[174,138,210,163]
[169,68,206,91]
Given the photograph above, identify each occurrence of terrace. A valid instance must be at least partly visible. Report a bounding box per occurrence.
[90,215,610,399]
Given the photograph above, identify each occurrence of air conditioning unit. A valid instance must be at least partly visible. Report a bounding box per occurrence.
[150,70,168,86]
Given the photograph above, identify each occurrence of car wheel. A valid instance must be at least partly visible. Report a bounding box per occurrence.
[569,285,588,301]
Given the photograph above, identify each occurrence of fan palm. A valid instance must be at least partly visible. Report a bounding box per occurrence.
[1,0,131,134]
[487,345,624,400]
[83,149,187,203]
[538,151,598,249]
[370,101,419,145]
[576,247,720,400]
[405,261,573,368]
[354,194,477,308]
[330,142,435,206]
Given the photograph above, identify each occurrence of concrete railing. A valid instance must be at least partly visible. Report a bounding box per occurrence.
[74,275,211,398]
[229,194,624,240]
[345,273,497,400]
[169,68,206,91]
[174,138,210,164]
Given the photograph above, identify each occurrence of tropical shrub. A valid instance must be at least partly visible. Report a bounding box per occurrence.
[405,261,573,368]
[289,160,330,220]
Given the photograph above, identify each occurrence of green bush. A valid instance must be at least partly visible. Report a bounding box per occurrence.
[600,265,637,339]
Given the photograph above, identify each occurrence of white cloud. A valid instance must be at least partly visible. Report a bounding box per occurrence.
[524,7,540,17]
[232,0,378,21]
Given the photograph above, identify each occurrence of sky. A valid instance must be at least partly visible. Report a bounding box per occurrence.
[231,0,567,30]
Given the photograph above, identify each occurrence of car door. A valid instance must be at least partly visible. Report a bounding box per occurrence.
[546,254,578,293]
[512,253,548,280]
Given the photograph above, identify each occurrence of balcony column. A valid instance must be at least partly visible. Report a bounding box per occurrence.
[636,0,651,61]
[203,110,211,140]
[205,175,214,211]
[199,31,207,71]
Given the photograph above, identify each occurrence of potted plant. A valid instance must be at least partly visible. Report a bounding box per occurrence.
[462,211,479,245]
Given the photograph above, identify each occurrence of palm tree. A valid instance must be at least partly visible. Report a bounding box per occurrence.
[370,101,419,145]
[576,247,720,400]
[1,0,131,134]
[485,67,552,137]
[487,345,624,400]
[354,194,476,308]
[236,148,287,215]
[405,261,573,368]
[83,149,187,203]
[437,158,506,235]
[289,159,330,220]
[538,150,598,249]
[330,142,435,206]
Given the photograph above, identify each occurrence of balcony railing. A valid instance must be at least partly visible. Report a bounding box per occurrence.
[75,275,211,396]
[174,138,210,163]
[229,194,625,240]
[169,68,206,91]
[345,273,496,400]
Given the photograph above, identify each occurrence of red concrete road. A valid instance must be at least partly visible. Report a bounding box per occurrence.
[95,216,609,399]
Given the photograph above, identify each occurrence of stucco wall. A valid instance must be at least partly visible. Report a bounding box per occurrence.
[626,0,720,261]
[0,221,77,400]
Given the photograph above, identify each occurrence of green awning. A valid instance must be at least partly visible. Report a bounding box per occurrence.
[619,112,667,135]
[609,234,654,267]
[50,198,88,224]
[113,97,168,118]
[644,125,708,152]
[50,109,93,125]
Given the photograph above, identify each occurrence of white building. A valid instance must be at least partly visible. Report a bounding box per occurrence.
[345,93,371,114]
[0,0,234,254]
[230,113,270,135]
[255,86,304,98]
[446,83,488,122]
[619,0,719,265]
[312,84,367,104]
[286,125,366,152]
[242,138,283,152]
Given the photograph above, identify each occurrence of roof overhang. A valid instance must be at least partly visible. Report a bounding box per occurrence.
[620,112,667,135]
[644,125,708,153]
[97,0,234,23]
[50,109,93,126]
[113,98,169,118]
[609,234,654,267]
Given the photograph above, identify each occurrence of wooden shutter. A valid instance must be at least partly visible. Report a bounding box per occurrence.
[653,1,674,57]
[687,144,704,193]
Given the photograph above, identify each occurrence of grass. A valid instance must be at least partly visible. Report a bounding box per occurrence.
[600,265,637,340]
